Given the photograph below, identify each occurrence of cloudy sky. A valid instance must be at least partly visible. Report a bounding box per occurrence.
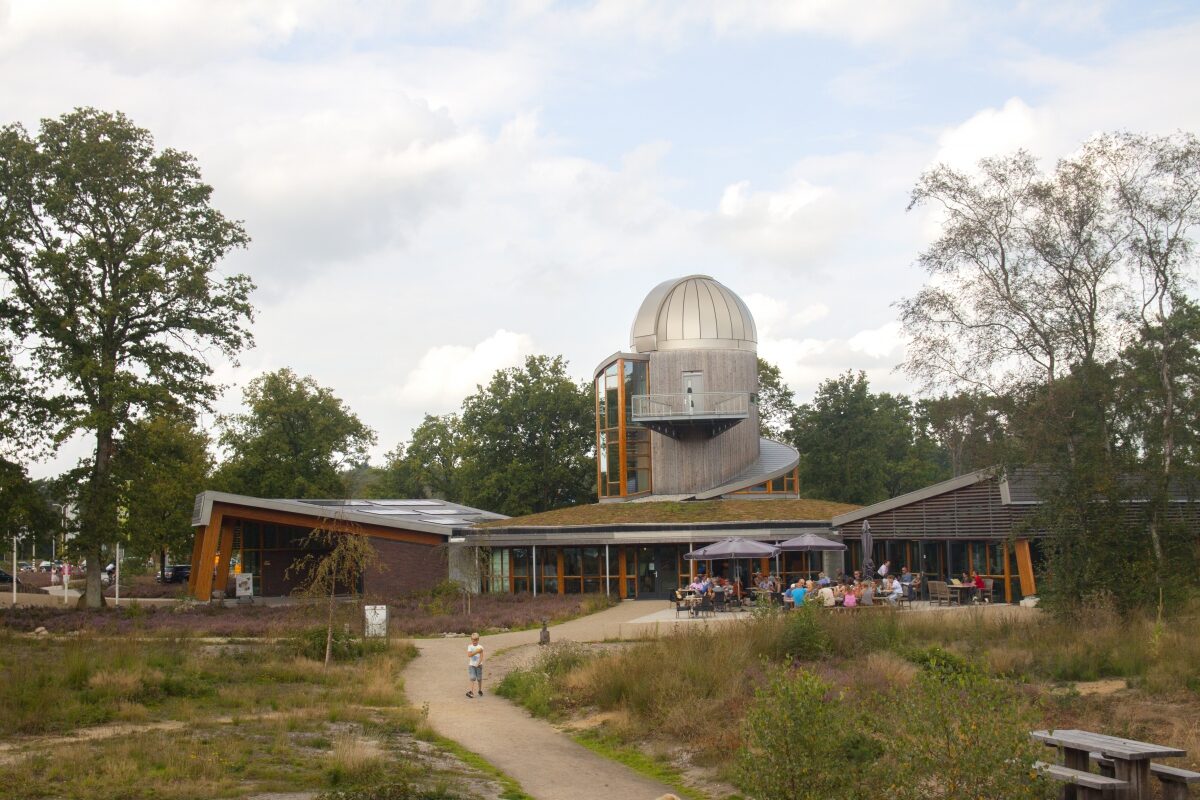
[5,0,1200,475]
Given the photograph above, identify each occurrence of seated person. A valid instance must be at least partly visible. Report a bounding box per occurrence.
[852,570,863,584]
[787,582,807,608]
[688,576,707,593]
[970,570,985,602]
[884,576,904,605]
[843,586,858,608]
[816,571,830,587]
[899,566,914,598]
[860,582,875,606]
[818,584,836,607]
[764,573,780,593]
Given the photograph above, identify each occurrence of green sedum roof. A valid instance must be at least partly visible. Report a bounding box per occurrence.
[473,498,860,529]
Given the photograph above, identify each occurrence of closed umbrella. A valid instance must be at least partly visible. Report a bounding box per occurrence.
[860,520,874,580]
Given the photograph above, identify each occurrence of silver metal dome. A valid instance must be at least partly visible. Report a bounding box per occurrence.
[629,275,757,353]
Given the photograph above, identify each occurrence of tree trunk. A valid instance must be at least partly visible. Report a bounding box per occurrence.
[83,422,118,609]
[159,546,167,582]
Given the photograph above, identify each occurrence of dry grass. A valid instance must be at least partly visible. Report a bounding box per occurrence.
[501,602,1200,776]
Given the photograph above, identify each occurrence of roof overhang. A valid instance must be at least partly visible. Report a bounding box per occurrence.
[459,524,835,548]
[191,491,506,538]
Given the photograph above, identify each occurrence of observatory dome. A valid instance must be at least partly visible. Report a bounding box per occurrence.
[629,275,757,353]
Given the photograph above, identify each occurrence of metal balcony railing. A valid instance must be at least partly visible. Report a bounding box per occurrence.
[631,392,750,422]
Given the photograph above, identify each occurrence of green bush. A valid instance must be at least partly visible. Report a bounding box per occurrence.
[495,642,591,718]
[735,666,875,800]
[777,604,830,659]
[883,671,1053,800]
[906,646,981,680]
[297,628,387,662]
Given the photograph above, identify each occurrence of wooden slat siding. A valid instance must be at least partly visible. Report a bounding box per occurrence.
[649,348,759,495]
[837,478,1046,540]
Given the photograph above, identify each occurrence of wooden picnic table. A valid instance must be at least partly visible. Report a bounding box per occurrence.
[1031,729,1186,800]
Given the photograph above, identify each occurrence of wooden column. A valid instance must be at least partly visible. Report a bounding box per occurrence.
[191,508,223,600]
[1014,539,1036,596]
[212,519,235,600]
[557,549,565,595]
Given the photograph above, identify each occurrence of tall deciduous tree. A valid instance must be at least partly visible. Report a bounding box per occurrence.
[789,372,948,505]
[757,357,797,440]
[404,413,464,501]
[112,413,212,579]
[457,355,594,517]
[215,368,376,499]
[0,108,254,607]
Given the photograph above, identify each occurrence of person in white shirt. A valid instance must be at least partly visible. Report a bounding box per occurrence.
[884,576,904,605]
[466,633,484,698]
[877,560,891,578]
[817,584,836,607]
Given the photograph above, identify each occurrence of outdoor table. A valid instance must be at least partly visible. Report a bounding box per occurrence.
[946,584,974,604]
[1031,729,1186,800]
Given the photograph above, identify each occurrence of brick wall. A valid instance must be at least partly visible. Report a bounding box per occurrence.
[364,537,447,600]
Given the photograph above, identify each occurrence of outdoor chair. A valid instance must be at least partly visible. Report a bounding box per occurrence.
[981,577,995,603]
[713,591,728,613]
[928,580,951,607]
[673,590,689,618]
[697,595,715,617]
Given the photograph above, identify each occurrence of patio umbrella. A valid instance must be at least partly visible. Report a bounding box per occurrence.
[775,533,847,552]
[684,538,777,560]
[860,519,875,580]
[685,538,777,591]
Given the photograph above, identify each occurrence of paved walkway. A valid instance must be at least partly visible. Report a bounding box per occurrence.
[403,600,683,800]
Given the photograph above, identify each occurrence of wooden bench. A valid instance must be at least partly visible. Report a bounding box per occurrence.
[1035,761,1129,799]
[1151,763,1200,800]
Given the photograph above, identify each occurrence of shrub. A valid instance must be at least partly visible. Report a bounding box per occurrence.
[495,641,591,718]
[735,666,877,800]
[882,671,1053,800]
[777,603,830,659]
[297,628,387,662]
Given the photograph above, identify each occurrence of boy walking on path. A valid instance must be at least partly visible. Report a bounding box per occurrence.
[466,632,484,698]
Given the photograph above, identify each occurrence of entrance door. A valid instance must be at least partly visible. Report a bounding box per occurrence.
[683,371,704,414]
[636,545,680,597]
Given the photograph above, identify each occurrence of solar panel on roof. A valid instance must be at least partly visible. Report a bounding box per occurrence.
[420,509,463,515]
[359,508,419,516]
[371,500,441,507]
[426,518,464,525]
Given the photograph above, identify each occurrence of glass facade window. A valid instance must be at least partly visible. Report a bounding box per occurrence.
[734,468,799,495]
[596,357,652,498]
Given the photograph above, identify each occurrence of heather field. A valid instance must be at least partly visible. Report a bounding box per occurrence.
[0,585,617,638]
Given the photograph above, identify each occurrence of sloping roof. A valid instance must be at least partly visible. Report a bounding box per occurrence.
[192,491,507,537]
[694,437,800,499]
[472,497,860,529]
[830,469,998,527]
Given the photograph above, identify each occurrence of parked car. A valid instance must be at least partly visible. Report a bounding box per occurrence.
[17,561,32,572]
[0,568,28,592]
[159,564,191,583]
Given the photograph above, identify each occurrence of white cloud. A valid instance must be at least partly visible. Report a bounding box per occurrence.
[933,97,1042,170]
[396,329,535,409]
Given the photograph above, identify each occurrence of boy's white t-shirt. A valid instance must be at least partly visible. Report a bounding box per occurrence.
[467,643,483,667]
